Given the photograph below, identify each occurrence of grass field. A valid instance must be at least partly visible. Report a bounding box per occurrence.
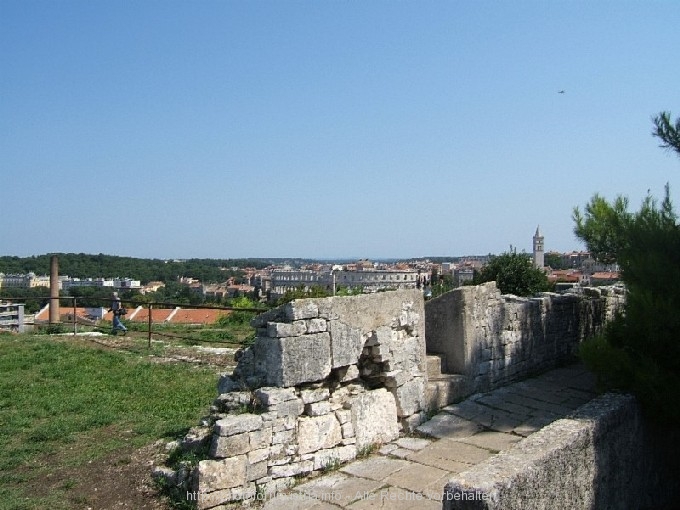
[0,333,220,509]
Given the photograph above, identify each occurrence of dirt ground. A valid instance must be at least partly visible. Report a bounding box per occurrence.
[48,440,173,509]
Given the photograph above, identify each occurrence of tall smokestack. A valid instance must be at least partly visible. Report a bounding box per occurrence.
[49,255,60,325]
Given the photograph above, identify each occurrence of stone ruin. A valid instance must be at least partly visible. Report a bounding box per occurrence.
[156,289,428,508]
[155,284,628,508]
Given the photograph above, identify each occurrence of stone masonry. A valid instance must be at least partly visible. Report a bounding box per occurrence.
[156,284,627,508]
[425,282,626,396]
[161,290,428,509]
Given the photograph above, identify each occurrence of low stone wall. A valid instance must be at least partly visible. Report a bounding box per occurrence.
[443,393,678,509]
[161,290,428,508]
[425,283,625,395]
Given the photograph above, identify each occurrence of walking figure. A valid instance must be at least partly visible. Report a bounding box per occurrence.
[110,292,128,335]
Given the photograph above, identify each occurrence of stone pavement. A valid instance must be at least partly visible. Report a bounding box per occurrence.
[261,364,597,509]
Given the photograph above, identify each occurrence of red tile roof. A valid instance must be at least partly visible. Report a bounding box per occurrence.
[35,305,230,325]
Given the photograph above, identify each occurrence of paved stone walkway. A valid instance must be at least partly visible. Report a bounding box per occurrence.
[261,364,597,509]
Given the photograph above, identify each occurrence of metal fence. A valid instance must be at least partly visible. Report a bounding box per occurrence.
[1,296,265,348]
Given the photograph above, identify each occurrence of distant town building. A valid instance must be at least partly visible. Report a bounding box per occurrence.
[454,267,475,287]
[0,273,50,289]
[61,277,141,291]
[269,266,420,300]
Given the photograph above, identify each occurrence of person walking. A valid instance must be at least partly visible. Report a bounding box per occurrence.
[110,291,128,335]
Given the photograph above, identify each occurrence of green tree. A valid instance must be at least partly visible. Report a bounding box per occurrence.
[472,252,550,297]
[544,252,562,269]
[574,112,680,425]
[653,111,680,157]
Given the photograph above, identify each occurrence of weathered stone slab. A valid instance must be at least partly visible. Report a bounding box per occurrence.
[306,318,328,333]
[395,437,432,451]
[340,456,411,481]
[351,389,399,450]
[249,426,273,449]
[267,321,307,338]
[210,432,249,458]
[425,439,493,464]
[214,414,263,437]
[262,493,339,510]
[416,414,482,439]
[383,462,449,494]
[457,431,522,453]
[349,486,441,510]
[304,444,357,470]
[196,456,247,491]
[306,401,333,416]
[298,414,343,454]
[393,377,425,416]
[293,472,384,506]
[285,300,319,321]
[329,321,363,368]
[279,333,332,386]
[255,387,298,406]
[300,387,330,404]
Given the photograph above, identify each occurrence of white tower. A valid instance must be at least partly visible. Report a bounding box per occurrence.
[533,226,544,269]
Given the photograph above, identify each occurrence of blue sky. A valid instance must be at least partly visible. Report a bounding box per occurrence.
[1,1,679,260]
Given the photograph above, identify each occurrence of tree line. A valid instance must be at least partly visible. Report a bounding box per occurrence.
[0,253,278,284]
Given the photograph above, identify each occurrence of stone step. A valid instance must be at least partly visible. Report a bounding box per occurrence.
[426,353,446,378]
[426,374,468,410]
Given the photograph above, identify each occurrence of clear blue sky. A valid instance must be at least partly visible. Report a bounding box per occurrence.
[2,1,679,260]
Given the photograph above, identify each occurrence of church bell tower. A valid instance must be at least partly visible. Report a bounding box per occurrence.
[533,226,544,269]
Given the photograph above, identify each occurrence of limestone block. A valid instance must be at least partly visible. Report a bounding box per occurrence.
[243,336,281,386]
[351,388,399,450]
[278,333,332,386]
[214,414,263,437]
[248,447,270,465]
[297,414,343,454]
[268,398,304,418]
[284,300,319,320]
[249,426,273,449]
[305,401,333,416]
[374,326,393,346]
[394,377,425,417]
[272,414,296,432]
[247,460,268,482]
[213,391,251,412]
[329,321,364,368]
[306,318,328,333]
[267,320,307,338]
[272,428,295,445]
[307,445,357,470]
[250,306,285,328]
[316,297,340,320]
[383,370,409,389]
[334,364,360,382]
[269,460,314,478]
[258,477,296,498]
[335,409,351,424]
[341,421,355,438]
[300,387,330,404]
[401,411,427,433]
[181,426,212,452]
[196,456,247,491]
[268,443,286,460]
[254,387,297,407]
[210,432,250,458]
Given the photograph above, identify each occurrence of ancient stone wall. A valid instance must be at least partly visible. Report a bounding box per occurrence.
[163,290,427,508]
[425,282,625,395]
[443,393,679,509]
